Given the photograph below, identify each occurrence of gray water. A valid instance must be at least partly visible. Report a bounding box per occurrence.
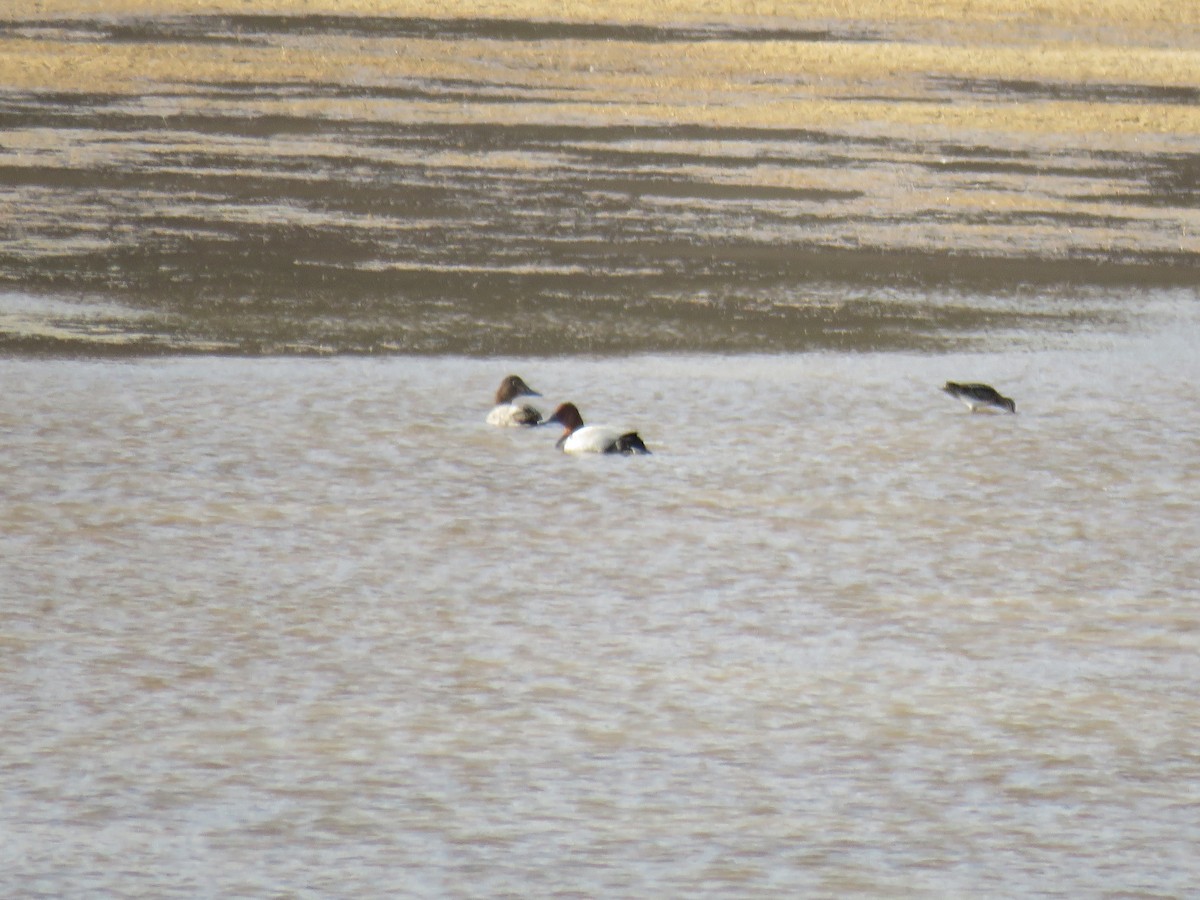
[4,294,1200,896]
[3,10,1200,897]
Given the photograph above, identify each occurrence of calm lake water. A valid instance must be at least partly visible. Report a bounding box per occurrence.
[3,294,1200,895]
[2,10,1200,897]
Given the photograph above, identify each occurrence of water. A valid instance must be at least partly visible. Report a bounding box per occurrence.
[3,9,1200,896]
[4,300,1200,895]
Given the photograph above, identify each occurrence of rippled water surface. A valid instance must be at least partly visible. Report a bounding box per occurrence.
[2,10,1200,895]
[4,298,1200,895]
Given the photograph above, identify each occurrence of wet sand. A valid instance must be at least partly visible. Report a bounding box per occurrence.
[0,2,1197,353]
[7,1,1200,135]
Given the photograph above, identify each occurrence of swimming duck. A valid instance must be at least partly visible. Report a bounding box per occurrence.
[545,402,650,454]
[486,375,543,426]
[942,381,1016,413]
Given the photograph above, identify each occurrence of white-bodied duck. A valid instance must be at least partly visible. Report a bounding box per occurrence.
[545,402,650,455]
[486,375,543,426]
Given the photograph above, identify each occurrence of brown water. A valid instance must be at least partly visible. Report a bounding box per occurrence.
[2,12,1200,897]
[3,316,1200,894]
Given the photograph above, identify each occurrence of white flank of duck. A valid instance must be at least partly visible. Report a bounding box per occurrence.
[486,374,543,426]
[545,402,650,455]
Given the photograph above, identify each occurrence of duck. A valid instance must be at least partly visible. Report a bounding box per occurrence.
[486,375,543,426]
[545,402,650,455]
[942,381,1016,413]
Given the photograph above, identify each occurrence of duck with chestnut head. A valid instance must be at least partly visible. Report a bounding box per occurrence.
[544,402,650,455]
[486,375,544,426]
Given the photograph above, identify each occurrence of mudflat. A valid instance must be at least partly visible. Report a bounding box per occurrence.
[6,0,1199,137]
[0,2,1196,354]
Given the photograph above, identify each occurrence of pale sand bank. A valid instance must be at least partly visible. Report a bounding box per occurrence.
[3,1,1198,142]
[14,0,1200,30]
[1,0,1195,348]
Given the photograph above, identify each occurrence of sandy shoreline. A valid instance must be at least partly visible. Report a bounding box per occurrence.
[3,3,1199,142]
[1,1,1196,356]
[14,0,1200,29]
